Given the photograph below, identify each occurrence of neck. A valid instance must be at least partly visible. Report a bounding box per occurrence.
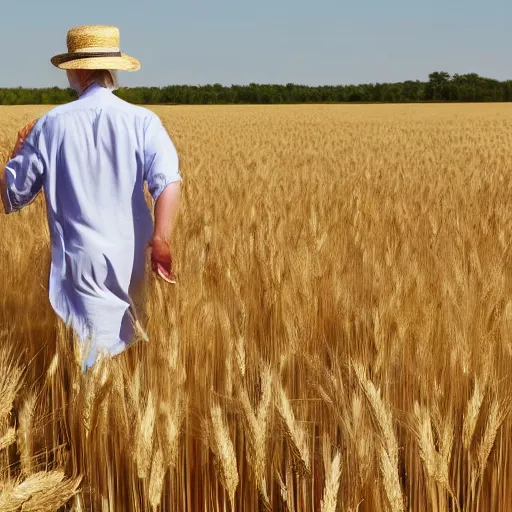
[78,83,94,97]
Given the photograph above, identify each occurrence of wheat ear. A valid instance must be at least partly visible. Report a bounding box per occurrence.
[353,361,404,512]
[276,382,311,476]
[18,392,37,476]
[320,434,342,512]
[210,404,239,508]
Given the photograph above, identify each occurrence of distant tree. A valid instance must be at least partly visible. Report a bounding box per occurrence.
[426,71,451,101]
[1,73,511,105]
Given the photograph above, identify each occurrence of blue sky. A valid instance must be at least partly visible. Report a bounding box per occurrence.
[1,0,510,87]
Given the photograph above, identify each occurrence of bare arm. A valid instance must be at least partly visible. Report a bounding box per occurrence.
[150,181,182,283]
[153,181,182,242]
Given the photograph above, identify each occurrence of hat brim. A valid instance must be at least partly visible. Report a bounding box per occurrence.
[50,53,140,71]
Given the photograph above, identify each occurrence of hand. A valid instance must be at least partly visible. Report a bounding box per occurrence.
[150,236,177,284]
[10,119,38,158]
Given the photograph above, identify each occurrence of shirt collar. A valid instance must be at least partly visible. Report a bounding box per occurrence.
[79,83,112,100]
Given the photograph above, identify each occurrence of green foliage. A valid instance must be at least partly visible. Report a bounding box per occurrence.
[1,73,511,104]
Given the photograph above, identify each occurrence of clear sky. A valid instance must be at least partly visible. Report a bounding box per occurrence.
[1,0,510,88]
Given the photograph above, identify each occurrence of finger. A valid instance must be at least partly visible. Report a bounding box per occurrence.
[156,263,176,284]
[151,257,173,277]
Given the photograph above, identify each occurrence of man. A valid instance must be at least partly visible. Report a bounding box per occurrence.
[0,25,182,369]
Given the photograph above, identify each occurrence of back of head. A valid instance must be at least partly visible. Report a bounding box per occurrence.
[84,69,119,90]
[68,69,119,94]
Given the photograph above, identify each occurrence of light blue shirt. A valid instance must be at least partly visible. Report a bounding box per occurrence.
[4,83,182,368]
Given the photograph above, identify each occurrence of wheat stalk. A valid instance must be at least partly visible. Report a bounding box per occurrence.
[353,361,404,512]
[275,382,311,477]
[149,446,166,511]
[0,428,16,451]
[44,352,59,385]
[0,355,23,422]
[463,376,486,450]
[239,365,272,505]
[476,397,505,480]
[412,401,459,510]
[158,393,185,469]
[18,393,36,476]
[136,390,156,479]
[0,471,81,511]
[210,404,239,508]
[320,434,342,512]
[81,358,113,436]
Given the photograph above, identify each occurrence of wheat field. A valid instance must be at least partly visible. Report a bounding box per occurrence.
[1,103,512,511]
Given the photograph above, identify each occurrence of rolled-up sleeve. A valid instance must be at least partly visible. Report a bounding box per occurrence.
[143,116,181,202]
[4,118,47,214]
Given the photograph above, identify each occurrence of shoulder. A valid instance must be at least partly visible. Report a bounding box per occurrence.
[109,94,158,120]
[35,101,82,134]
[23,113,53,144]
[125,104,167,137]
[30,105,72,142]
[43,100,81,119]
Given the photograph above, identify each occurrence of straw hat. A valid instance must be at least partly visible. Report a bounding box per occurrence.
[51,25,140,71]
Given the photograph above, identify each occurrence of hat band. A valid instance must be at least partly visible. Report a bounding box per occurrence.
[74,47,120,53]
[58,51,122,64]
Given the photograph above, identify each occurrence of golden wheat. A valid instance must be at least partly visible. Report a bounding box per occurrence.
[1,104,512,510]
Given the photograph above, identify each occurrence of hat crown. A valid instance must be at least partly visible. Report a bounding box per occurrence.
[67,25,120,53]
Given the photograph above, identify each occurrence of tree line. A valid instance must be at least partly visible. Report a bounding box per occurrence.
[1,72,511,105]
